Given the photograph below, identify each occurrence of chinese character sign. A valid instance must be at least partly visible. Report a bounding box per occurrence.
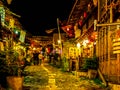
[19,30,26,43]
[9,18,14,29]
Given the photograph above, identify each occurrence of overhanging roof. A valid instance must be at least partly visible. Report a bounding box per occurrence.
[67,0,91,25]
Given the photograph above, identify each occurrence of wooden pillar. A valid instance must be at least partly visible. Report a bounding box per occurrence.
[98,0,100,21]
[107,28,111,80]
[117,54,120,83]
[110,5,113,23]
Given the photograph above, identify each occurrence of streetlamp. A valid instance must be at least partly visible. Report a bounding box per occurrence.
[57,18,62,56]
[77,42,80,48]
[57,39,61,44]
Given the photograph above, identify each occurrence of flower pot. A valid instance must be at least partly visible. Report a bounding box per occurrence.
[88,69,97,79]
[6,76,24,90]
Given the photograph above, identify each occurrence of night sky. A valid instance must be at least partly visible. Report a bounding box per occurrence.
[8,0,75,36]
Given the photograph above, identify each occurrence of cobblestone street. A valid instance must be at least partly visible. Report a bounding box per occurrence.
[23,63,109,90]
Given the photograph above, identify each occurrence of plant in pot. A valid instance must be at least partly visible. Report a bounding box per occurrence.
[81,56,99,79]
[6,48,26,90]
[0,49,25,90]
[0,51,9,88]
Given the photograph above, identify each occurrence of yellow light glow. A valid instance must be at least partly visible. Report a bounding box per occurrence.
[58,40,61,44]
[77,43,80,48]
[33,47,36,50]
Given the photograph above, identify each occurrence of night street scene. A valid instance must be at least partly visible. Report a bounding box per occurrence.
[0,0,120,90]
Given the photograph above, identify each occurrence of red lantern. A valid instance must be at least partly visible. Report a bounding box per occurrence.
[93,0,98,7]
[84,12,87,18]
[79,20,82,26]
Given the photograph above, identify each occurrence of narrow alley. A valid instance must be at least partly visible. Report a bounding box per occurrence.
[23,63,108,90]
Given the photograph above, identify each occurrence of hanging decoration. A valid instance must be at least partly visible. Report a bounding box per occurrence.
[7,0,12,5]
[9,18,14,29]
[84,12,87,18]
[0,7,5,26]
[93,0,98,7]
[88,4,91,12]
[19,30,26,43]
[61,25,74,37]
[116,29,120,38]
[78,20,82,26]
[74,23,81,38]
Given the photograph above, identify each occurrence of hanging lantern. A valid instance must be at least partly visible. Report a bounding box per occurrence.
[79,20,82,26]
[93,0,98,7]
[84,12,87,18]
[80,16,84,20]
[7,0,12,4]
[88,4,91,12]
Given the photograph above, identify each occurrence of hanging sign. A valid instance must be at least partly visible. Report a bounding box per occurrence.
[19,30,26,43]
[113,38,120,54]
[69,47,79,59]
[9,18,14,29]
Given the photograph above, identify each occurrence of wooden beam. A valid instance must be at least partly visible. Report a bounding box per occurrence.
[67,0,79,24]
[98,69,107,86]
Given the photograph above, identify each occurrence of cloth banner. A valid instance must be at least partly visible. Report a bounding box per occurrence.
[0,7,5,26]
[19,30,26,43]
[75,29,80,38]
[9,18,14,29]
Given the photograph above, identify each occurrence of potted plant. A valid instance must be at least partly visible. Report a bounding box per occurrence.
[81,56,99,79]
[0,49,26,90]
[0,51,9,88]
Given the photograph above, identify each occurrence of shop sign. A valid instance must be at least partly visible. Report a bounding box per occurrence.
[9,19,14,29]
[69,47,79,58]
[113,38,120,54]
[19,30,26,43]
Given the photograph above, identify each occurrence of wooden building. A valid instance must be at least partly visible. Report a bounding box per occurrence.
[67,0,120,85]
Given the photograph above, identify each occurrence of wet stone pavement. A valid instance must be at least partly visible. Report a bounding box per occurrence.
[23,63,109,90]
[23,65,49,90]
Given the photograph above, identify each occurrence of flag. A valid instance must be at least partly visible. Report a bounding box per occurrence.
[19,30,26,43]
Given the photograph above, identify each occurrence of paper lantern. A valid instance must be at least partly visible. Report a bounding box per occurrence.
[84,12,87,18]
[93,0,98,7]
[79,20,82,26]
[7,0,12,4]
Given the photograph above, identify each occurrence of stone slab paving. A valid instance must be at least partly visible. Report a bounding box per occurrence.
[23,64,109,90]
[23,65,49,90]
[44,64,109,90]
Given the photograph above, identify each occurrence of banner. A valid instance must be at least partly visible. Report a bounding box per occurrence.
[19,30,26,43]
[9,18,14,29]
[0,7,5,26]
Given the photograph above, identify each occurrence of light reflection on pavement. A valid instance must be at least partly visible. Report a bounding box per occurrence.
[23,63,107,90]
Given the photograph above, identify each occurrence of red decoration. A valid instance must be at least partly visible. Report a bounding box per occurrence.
[79,20,82,26]
[84,12,87,18]
[116,29,120,38]
[61,25,74,37]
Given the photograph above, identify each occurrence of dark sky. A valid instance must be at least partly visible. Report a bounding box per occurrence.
[8,0,75,36]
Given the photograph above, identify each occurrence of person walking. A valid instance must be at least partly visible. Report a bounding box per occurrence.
[38,53,43,65]
[33,51,39,65]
